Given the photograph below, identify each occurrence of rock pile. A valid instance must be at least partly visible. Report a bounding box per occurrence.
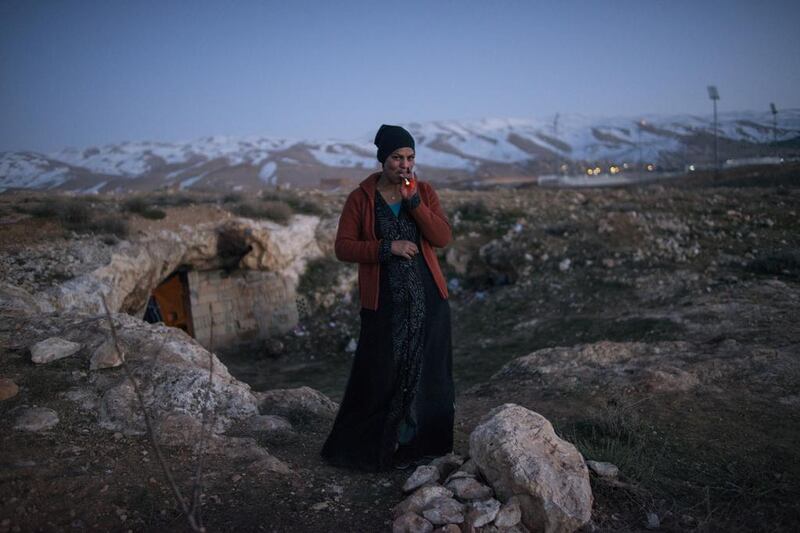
[392,404,592,533]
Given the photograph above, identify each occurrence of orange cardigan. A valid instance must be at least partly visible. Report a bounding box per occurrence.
[334,172,451,310]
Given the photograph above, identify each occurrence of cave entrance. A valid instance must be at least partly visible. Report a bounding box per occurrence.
[144,270,194,337]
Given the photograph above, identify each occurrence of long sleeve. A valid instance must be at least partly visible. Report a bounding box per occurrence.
[334,191,382,263]
[407,183,451,248]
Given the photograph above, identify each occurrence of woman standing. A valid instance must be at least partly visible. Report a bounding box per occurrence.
[321,124,454,471]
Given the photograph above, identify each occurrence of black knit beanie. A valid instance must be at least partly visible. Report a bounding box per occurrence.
[374,124,415,163]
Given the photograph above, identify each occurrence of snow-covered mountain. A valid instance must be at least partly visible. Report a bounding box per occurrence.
[2,110,798,193]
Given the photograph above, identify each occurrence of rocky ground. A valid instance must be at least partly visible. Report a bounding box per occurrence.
[1,165,799,532]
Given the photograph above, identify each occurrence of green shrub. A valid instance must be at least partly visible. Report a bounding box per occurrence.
[232,200,293,224]
[262,190,325,216]
[298,257,345,296]
[457,200,491,222]
[123,196,167,219]
[88,216,129,238]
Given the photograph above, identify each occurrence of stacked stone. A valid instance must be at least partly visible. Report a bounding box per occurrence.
[392,454,526,533]
[392,404,594,533]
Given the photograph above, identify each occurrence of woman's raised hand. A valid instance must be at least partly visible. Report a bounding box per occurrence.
[399,172,417,200]
[391,240,419,259]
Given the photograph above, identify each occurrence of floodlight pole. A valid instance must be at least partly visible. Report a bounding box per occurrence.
[553,113,561,174]
[770,103,778,145]
[707,86,720,171]
[637,120,644,170]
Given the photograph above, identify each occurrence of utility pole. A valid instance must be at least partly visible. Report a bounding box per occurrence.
[707,86,720,171]
[638,119,645,171]
[770,102,778,145]
[553,113,561,174]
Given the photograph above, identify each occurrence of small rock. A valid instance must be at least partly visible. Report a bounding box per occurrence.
[467,498,501,528]
[433,525,461,533]
[393,512,433,533]
[89,338,124,370]
[263,338,285,357]
[421,497,465,525]
[30,337,81,364]
[404,465,440,493]
[558,258,572,272]
[256,386,338,420]
[393,485,454,518]
[311,501,329,511]
[429,453,464,481]
[231,474,242,483]
[444,470,475,485]
[645,512,660,529]
[494,497,522,528]
[13,407,59,432]
[460,458,479,476]
[246,414,294,434]
[0,377,19,401]
[113,432,123,441]
[586,460,619,478]
[445,476,493,501]
[247,455,293,476]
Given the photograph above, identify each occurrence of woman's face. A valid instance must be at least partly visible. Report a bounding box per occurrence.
[382,147,415,184]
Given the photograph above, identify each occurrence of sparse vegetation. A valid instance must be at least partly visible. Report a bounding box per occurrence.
[262,190,326,216]
[231,199,293,224]
[123,196,167,219]
[16,195,129,237]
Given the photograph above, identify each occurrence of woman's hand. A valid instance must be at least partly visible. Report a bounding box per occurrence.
[391,240,419,260]
[399,173,417,200]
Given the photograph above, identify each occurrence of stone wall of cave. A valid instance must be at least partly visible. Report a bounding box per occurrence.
[187,269,298,349]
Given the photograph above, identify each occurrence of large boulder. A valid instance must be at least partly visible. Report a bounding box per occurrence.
[255,386,338,422]
[492,340,701,394]
[469,404,592,533]
[96,314,259,435]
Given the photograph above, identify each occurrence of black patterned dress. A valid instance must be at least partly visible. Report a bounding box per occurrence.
[321,192,454,471]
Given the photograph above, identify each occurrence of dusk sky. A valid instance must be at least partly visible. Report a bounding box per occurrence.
[1,0,799,153]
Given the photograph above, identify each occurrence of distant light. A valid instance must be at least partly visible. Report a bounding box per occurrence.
[646,164,654,171]
[623,163,629,169]
[610,166,619,175]
[586,168,593,176]
[689,164,696,171]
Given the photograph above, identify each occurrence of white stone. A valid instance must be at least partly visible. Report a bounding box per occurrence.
[429,453,464,481]
[470,404,592,533]
[494,497,523,528]
[30,337,81,364]
[467,498,501,528]
[586,460,619,478]
[256,386,338,420]
[445,476,493,501]
[246,414,293,434]
[404,465,440,493]
[393,512,433,533]
[421,497,465,525]
[89,337,124,370]
[393,485,454,519]
[14,407,59,432]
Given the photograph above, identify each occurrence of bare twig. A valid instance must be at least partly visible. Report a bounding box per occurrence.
[189,304,217,530]
[101,297,204,532]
